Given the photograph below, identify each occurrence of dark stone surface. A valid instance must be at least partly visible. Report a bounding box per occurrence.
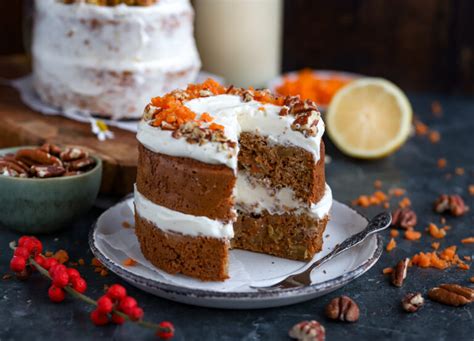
[1,93,473,340]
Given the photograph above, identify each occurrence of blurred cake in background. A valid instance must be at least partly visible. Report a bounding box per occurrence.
[32,0,201,120]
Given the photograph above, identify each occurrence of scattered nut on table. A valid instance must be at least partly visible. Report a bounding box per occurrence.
[402,292,424,312]
[428,284,474,306]
[289,320,325,341]
[324,295,360,322]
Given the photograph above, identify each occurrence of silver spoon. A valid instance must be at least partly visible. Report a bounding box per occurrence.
[250,212,391,290]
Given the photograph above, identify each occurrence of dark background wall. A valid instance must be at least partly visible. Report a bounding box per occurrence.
[1,0,472,95]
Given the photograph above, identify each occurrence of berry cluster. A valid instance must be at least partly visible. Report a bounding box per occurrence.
[8,236,175,339]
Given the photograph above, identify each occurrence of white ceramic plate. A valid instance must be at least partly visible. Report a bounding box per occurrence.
[267,70,362,111]
[89,198,382,309]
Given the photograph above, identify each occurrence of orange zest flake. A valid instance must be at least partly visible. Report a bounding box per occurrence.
[437,158,447,169]
[461,237,474,244]
[428,130,440,143]
[405,230,421,241]
[398,197,411,208]
[386,238,397,252]
[382,267,393,275]
[428,223,446,239]
[431,242,440,250]
[122,258,137,267]
[275,69,351,106]
[390,229,399,238]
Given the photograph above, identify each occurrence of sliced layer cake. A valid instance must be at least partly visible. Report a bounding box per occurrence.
[135,79,332,281]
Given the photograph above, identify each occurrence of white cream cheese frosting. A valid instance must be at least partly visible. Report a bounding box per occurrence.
[136,94,325,169]
[134,188,234,239]
[235,172,332,219]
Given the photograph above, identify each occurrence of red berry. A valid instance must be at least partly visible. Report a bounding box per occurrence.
[43,257,58,270]
[90,309,109,326]
[34,255,46,268]
[97,296,113,314]
[14,246,30,259]
[48,285,65,303]
[157,321,175,340]
[18,236,32,247]
[118,296,137,315]
[71,277,87,293]
[66,268,81,280]
[52,271,69,288]
[49,264,67,278]
[128,307,143,321]
[111,313,125,325]
[23,238,42,256]
[10,256,26,272]
[107,284,127,301]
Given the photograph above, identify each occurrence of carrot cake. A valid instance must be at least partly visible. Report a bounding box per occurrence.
[32,0,201,120]
[135,79,332,281]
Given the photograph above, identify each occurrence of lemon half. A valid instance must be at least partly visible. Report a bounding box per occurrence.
[326,78,412,159]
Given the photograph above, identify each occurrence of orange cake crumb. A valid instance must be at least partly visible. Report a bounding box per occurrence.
[437,158,447,169]
[386,238,397,252]
[405,230,421,241]
[53,250,69,264]
[428,223,446,239]
[382,267,393,275]
[390,229,399,238]
[374,180,382,189]
[398,197,411,208]
[431,242,440,250]
[122,258,137,267]
[429,131,440,143]
[414,120,429,136]
[461,237,474,244]
[390,188,406,197]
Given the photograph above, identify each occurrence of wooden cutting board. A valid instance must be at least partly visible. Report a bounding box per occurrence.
[0,55,137,195]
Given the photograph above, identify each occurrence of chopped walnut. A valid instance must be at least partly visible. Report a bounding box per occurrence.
[291,110,320,137]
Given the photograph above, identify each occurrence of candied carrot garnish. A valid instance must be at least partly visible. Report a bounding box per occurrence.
[439,246,457,261]
[431,242,440,250]
[437,158,447,169]
[461,237,474,244]
[390,188,406,197]
[382,267,393,275]
[429,130,440,143]
[455,167,465,176]
[469,185,474,196]
[373,180,382,189]
[200,112,214,122]
[405,230,421,241]
[209,123,224,131]
[122,258,137,267]
[398,197,411,208]
[414,120,428,135]
[353,195,370,208]
[386,238,397,252]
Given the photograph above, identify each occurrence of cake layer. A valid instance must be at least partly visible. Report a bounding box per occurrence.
[34,0,198,62]
[135,213,230,281]
[232,212,329,261]
[136,144,236,221]
[238,133,325,204]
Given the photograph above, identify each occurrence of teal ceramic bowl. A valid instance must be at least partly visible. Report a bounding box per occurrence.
[0,146,102,234]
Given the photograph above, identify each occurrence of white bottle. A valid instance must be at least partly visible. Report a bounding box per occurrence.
[194,0,283,88]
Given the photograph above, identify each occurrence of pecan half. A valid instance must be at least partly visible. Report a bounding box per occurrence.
[67,157,95,171]
[391,258,409,287]
[16,149,62,167]
[31,165,66,178]
[433,194,469,217]
[40,143,62,156]
[324,296,360,322]
[391,208,417,229]
[60,147,88,161]
[289,320,325,341]
[428,284,474,306]
[0,160,29,177]
[402,292,424,312]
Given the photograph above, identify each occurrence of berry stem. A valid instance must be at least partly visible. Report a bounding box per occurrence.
[8,241,169,333]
